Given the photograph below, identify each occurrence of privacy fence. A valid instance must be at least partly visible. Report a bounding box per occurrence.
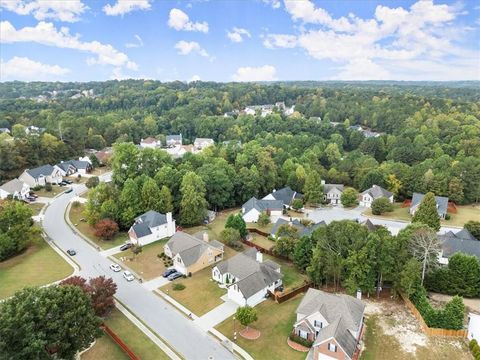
[101,324,140,360]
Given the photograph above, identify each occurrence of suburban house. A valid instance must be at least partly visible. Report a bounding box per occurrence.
[0,179,30,200]
[438,229,480,265]
[193,138,214,152]
[165,144,193,158]
[293,288,365,360]
[359,185,394,208]
[212,248,283,306]
[270,218,326,239]
[56,159,92,176]
[410,192,449,219]
[25,125,45,135]
[0,128,11,134]
[322,181,344,205]
[94,147,113,165]
[241,197,283,223]
[360,219,378,232]
[19,164,63,187]
[128,210,176,246]
[164,232,224,275]
[166,134,182,147]
[468,313,480,342]
[263,186,303,208]
[140,137,161,149]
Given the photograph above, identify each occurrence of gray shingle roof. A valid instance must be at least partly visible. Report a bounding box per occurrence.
[271,218,326,237]
[411,193,449,217]
[242,197,283,213]
[313,317,358,358]
[269,187,303,206]
[26,164,55,179]
[135,210,167,228]
[56,162,75,173]
[439,229,480,259]
[166,231,223,267]
[323,184,344,194]
[0,179,26,194]
[132,223,152,238]
[361,185,393,200]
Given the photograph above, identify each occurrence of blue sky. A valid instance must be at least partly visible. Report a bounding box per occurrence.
[0,0,479,82]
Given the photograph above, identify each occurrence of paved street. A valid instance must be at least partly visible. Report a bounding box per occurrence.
[42,180,236,360]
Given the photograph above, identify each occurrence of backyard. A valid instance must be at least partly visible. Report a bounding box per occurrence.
[113,239,169,280]
[215,296,305,360]
[0,237,73,299]
[159,266,227,316]
[81,308,169,360]
[183,208,240,240]
[249,232,276,250]
[263,254,308,291]
[442,204,480,227]
[69,203,128,250]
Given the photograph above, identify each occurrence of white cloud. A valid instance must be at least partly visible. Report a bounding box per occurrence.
[333,59,390,80]
[0,0,87,22]
[189,74,201,82]
[227,27,251,43]
[0,21,137,70]
[103,0,151,16]
[263,34,297,49]
[125,34,143,48]
[167,8,208,33]
[263,0,281,9]
[232,65,277,82]
[0,56,70,81]
[174,40,209,57]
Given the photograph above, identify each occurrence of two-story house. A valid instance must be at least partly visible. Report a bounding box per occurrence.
[128,210,176,246]
[359,185,393,208]
[410,192,449,219]
[322,181,344,205]
[140,137,162,149]
[19,164,63,187]
[262,186,303,209]
[0,179,30,200]
[241,197,283,223]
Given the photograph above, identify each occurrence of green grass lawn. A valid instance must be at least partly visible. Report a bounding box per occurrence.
[362,203,411,222]
[250,233,276,250]
[32,185,64,198]
[82,308,169,360]
[184,208,241,240]
[215,296,305,360]
[28,202,45,216]
[246,221,274,233]
[0,237,73,299]
[442,205,480,227]
[69,203,128,250]
[160,266,227,316]
[264,254,308,291]
[114,239,169,280]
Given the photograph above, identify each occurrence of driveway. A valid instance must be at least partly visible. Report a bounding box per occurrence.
[194,298,239,331]
[42,182,235,360]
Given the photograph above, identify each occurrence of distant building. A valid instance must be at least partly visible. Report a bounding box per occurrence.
[140,137,161,149]
[410,193,449,219]
[193,138,214,152]
[438,229,480,265]
[322,181,344,205]
[0,128,11,134]
[19,164,63,186]
[166,134,182,147]
[25,125,45,135]
[241,197,283,223]
[359,185,393,208]
[165,144,193,158]
[263,186,303,208]
[56,159,92,176]
[0,179,30,200]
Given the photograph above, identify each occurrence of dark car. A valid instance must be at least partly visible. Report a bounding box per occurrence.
[29,193,38,198]
[120,243,133,251]
[64,188,73,194]
[58,181,67,186]
[162,268,177,278]
[167,271,183,281]
[26,196,36,202]
[63,179,73,184]
[67,249,76,256]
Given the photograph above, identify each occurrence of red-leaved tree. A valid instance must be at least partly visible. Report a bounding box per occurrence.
[94,218,119,240]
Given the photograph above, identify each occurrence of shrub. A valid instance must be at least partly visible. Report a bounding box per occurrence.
[445,214,451,220]
[76,174,82,183]
[470,339,478,351]
[465,221,480,240]
[45,183,52,192]
[289,333,313,348]
[292,199,304,211]
[220,228,243,250]
[86,176,100,189]
[32,185,42,191]
[93,218,119,240]
[72,201,81,208]
[172,283,185,291]
[258,212,270,227]
[371,197,394,215]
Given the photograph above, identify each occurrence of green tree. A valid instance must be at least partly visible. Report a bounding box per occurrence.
[399,258,422,297]
[292,198,304,211]
[85,176,99,189]
[371,197,394,215]
[412,192,441,231]
[448,177,464,204]
[0,286,101,360]
[257,212,270,227]
[341,187,359,207]
[220,228,242,250]
[141,177,162,213]
[119,179,141,228]
[361,169,386,191]
[235,306,258,330]
[464,221,480,240]
[179,172,208,226]
[158,185,174,214]
[225,213,248,239]
[303,171,323,204]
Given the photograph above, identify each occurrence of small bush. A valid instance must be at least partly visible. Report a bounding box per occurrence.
[289,333,313,348]
[470,339,478,351]
[32,185,42,191]
[445,214,451,220]
[72,201,81,208]
[45,183,52,192]
[172,283,186,291]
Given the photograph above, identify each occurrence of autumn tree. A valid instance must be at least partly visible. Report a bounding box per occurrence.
[94,218,119,240]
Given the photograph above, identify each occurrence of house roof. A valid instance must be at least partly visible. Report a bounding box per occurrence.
[270,218,326,237]
[141,137,158,144]
[131,222,152,238]
[242,197,284,213]
[194,138,214,143]
[411,193,449,216]
[361,219,378,232]
[56,162,76,172]
[0,179,27,194]
[439,229,480,259]
[313,317,358,358]
[323,184,344,194]
[135,210,168,228]
[361,185,392,200]
[269,186,302,206]
[166,231,223,266]
[57,160,91,171]
[26,164,55,179]
[166,134,182,141]
[0,128,10,133]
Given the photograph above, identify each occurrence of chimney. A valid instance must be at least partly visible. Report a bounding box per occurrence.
[203,232,209,242]
[321,180,325,185]
[256,251,263,263]
[356,289,362,300]
[166,212,172,223]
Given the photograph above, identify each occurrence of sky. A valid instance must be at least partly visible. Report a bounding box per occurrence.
[0,0,479,82]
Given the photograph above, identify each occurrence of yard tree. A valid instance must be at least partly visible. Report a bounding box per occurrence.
[85,176,100,189]
[344,245,376,295]
[412,192,441,231]
[294,234,315,271]
[220,228,242,250]
[235,306,258,330]
[409,226,441,285]
[88,276,117,317]
[0,286,101,359]
[94,218,119,240]
[360,169,386,191]
[386,174,402,197]
[141,177,162,213]
[371,197,394,215]
[119,178,141,228]
[85,182,119,225]
[225,213,248,239]
[464,221,480,240]
[292,199,304,211]
[341,187,359,207]
[179,172,208,226]
[399,258,422,297]
[303,170,323,204]
[158,185,174,214]
[111,142,140,185]
[89,153,100,168]
[257,212,270,227]
[448,177,464,204]
[198,160,235,210]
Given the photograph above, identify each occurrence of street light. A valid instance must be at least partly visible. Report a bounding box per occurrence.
[233,316,237,341]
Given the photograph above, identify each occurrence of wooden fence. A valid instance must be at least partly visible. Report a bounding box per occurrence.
[101,324,140,360]
[274,282,312,303]
[399,293,467,338]
[247,228,270,237]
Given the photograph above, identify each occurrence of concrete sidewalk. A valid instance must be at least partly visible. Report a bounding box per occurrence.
[143,276,170,291]
[100,245,124,257]
[194,299,239,331]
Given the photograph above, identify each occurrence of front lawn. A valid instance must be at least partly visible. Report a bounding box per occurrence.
[263,254,308,291]
[82,308,169,360]
[160,266,227,316]
[32,185,64,198]
[69,203,128,250]
[215,296,305,360]
[28,202,45,216]
[442,205,480,227]
[114,239,169,280]
[0,237,73,299]
[362,203,411,222]
[250,233,275,250]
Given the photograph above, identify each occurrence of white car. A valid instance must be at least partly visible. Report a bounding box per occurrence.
[110,263,121,272]
[123,271,135,282]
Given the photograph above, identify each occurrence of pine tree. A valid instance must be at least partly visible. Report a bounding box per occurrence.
[179,172,208,226]
[412,192,441,231]
[141,177,161,213]
[159,186,174,214]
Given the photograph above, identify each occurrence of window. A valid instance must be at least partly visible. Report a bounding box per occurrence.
[298,330,308,339]
[314,320,322,328]
[328,343,337,352]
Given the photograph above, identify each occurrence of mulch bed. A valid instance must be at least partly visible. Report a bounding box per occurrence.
[239,327,261,340]
[287,337,310,352]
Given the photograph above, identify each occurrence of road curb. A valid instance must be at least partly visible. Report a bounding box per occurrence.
[64,202,103,252]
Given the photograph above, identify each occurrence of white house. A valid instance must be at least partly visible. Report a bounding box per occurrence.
[193,138,214,153]
[468,313,480,342]
[165,144,193,159]
[212,248,282,306]
[166,134,182,147]
[262,186,303,208]
[0,179,30,200]
[140,137,161,149]
[56,160,92,176]
[19,164,63,187]
[359,185,393,208]
[128,210,176,246]
[241,197,283,223]
[322,181,344,205]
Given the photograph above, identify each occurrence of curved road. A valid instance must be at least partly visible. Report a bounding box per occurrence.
[42,182,236,360]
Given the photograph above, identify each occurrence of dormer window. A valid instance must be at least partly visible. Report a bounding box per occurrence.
[314,320,322,328]
[328,343,337,352]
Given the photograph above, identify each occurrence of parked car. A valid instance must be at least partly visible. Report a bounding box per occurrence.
[110,263,121,272]
[120,243,133,251]
[167,271,183,281]
[162,268,177,278]
[67,249,76,256]
[26,196,36,202]
[123,271,135,281]
[58,181,67,186]
[29,193,38,198]
[63,179,73,184]
[64,188,73,193]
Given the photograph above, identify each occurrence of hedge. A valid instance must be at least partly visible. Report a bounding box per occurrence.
[289,333,313,348]
[470,339,480,360]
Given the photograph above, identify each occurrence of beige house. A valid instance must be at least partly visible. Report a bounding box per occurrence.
[164,232,224,275]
